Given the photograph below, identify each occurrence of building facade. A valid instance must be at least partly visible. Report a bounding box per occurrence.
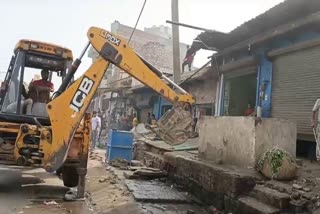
[193,0,320,143]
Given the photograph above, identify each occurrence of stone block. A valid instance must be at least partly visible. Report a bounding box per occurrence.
[174,156,256,197]
[224,195,239,214]
[125,180,191,203]
[198,116,296,168]
[143,151,166,170]
[289,199,308,213]
[252,185,290,209]
[238,197,280,214]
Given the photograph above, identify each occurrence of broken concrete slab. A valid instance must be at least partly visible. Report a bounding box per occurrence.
[125,180,191,203]
[128,166,142,171]
[138,167,164,172]
[123,171,140,179]
[312,207,320,214]
[133,169,167,179]
[238,197,280,214]
[130,160,143,166]
[264,180,293,194]
[141,203,209,214]
[292,184,303,190]
[289,199,308,213]
[252,185,290,209]
[109,158,129,168]
[128,166,165,172]
[124,168,167,180]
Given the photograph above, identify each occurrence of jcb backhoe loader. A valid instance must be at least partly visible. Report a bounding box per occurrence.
[0,26,195,198]
[0,40,90,196]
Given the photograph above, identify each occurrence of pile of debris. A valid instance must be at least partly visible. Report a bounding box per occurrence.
[123,167,167,180]
[89,152,104,162]
[109,158,130,169]
[109,158,167,180]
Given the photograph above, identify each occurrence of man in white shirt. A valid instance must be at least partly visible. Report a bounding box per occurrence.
[91,111,101,149]
[311,99,320,161]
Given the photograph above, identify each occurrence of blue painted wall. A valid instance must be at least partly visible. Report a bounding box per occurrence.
[256,55,273,117]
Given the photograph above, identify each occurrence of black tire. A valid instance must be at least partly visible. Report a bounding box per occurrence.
[62,166,79,187]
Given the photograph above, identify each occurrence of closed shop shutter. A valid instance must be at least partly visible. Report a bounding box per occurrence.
[271,45,320,140]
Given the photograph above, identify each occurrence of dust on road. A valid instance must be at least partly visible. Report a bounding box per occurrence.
[0,150,210,214]
[0,167,92,214]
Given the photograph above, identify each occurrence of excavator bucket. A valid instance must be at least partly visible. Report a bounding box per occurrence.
[151,105,193,145]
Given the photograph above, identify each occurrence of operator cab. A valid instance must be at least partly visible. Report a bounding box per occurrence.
[0,40,73,120]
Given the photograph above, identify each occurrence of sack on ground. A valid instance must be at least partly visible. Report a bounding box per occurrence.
[257,147,298,181]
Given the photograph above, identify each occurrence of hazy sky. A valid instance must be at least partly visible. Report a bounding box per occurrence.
[0,0,284,83]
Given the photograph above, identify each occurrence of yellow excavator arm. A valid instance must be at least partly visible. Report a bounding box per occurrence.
[43,27,195,172]
[88,27,195,104]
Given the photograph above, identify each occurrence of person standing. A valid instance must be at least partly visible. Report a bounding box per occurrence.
[147,112,152,125]
[132,113,138,128]
[244,103,254,116]
[91,111,101,150]
[311,99,320,161]
[182,45,195,73]
[151,114,157,125]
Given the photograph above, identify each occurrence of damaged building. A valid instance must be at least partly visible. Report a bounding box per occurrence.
[88,0,320,155]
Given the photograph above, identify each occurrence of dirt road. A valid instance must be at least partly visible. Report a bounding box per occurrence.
[0,150,209,214]
[0,165,93,214]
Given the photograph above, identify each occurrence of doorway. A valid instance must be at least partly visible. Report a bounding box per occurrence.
[223,73,257,116]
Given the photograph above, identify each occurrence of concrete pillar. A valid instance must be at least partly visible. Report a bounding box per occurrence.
[171,0,181,83]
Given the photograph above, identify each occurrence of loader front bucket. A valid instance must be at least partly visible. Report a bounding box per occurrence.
[151,105,193,145]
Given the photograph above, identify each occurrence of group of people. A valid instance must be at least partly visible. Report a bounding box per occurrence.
[90,110,159,149]
[146,112,157,126]
[90,110,140,150]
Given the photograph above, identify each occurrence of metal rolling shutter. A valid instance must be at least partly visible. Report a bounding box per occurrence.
[271,45,320,139]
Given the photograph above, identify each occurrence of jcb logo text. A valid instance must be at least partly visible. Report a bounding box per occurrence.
[70,77,94,112]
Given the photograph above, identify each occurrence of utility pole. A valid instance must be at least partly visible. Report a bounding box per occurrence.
[171,0,181,83]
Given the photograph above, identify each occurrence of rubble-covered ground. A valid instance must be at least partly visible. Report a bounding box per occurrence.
[87,150,211,214]
[257,159,320,213]
[3,145,320,214]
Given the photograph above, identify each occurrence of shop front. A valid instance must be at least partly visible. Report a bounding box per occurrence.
[217,57,258,116]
